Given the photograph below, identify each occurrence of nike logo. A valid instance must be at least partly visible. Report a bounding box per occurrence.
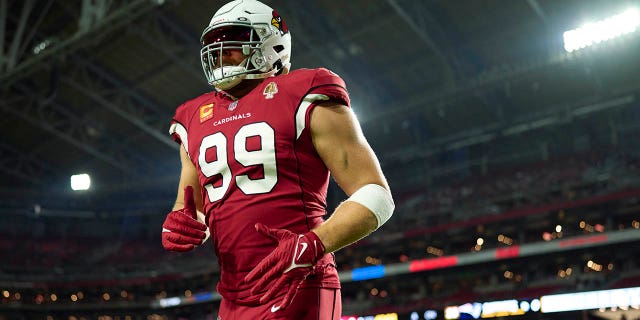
[271,304,281,312]
[297,242,308,261]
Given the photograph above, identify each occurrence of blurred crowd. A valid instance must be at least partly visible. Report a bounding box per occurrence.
[1,148,639,318]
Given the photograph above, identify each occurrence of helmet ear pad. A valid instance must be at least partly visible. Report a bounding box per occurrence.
[261,32,291,72]
[246,31,291,74]
[248,49,268,72]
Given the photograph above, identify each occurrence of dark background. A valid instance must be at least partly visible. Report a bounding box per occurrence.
[1,1,639,319]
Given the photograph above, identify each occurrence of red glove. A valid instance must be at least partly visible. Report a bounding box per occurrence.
[244,223,325,311]
[161,186,208,252]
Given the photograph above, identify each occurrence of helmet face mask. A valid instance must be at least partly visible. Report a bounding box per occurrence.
[200,0,291,91]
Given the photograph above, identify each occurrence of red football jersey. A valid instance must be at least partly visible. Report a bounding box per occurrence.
[169,68,349,305]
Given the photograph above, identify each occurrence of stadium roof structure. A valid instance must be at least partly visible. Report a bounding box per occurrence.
[1,0,639,212]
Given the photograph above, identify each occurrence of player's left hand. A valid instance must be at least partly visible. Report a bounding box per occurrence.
[244,223,325,310]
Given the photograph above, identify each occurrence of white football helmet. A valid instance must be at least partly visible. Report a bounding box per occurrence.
[200,0,292,90]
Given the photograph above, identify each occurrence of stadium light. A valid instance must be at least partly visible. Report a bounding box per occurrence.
[70,173,91,191]
[563,8,640,52]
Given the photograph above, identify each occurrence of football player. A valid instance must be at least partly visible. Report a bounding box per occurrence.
[161,0,394,318]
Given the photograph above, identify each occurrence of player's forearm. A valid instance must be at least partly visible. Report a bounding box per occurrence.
[311,201,378,254]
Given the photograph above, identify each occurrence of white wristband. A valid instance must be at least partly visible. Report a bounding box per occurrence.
[347,184,395,228]
[202,227,211,245]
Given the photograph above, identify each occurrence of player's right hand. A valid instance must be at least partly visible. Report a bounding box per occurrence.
[161,186,208,252]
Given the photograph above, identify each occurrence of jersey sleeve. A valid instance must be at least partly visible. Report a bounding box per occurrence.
[294,68,353,145]
[168,102,194,152]
[308,68,350,107]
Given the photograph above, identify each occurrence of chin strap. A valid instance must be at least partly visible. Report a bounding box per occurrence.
[245,69,277,80]
[212,57,282,90]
